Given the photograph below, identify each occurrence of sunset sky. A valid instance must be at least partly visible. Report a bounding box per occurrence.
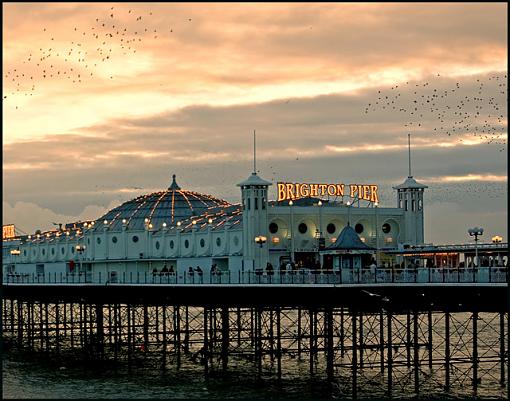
[3,2,507,244]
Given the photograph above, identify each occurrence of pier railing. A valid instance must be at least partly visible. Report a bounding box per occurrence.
[3,266,508,285]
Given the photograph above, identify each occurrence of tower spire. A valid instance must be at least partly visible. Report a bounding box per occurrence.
[408,133,412,178]
[253,129,256,175]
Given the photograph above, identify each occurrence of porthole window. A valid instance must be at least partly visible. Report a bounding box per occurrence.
[355,223,364,234]
[382,223,391,234]
[132,235,139,243]
[155,241,160,250]
[200,238,205,248]
[97,237,101,245]
[216,237,221,247]
[298,223,307,234]
[184,239,189,248]
[112,236,118,243]
[326,223,336,234]
[61,247,65,255]
[269,222,278,234]
[169,240,174,249]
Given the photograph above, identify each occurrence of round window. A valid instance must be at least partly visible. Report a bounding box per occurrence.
[269,222,278,234]
[200,238,205,248]
[155,241,160,250]
[61,247,65,254]
[51,248,55,255]
[216,237,221,247]
[355,223,364,234]
[327,223,336,234]
[132,235,139,243]
[97,237,101,244]
[112,236,118,243]
[382,223,391,234]
[184,239,189,248]
[298,223,307,234]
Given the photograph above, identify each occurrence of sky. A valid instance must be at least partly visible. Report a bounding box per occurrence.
[2,2,507,244]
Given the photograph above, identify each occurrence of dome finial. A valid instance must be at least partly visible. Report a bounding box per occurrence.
[169,174,181,190]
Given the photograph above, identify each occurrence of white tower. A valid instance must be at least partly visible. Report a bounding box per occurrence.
[237,131,272,270]
[393,134,428,245]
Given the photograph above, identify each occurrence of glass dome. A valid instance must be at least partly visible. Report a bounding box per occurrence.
[95,175,231,231]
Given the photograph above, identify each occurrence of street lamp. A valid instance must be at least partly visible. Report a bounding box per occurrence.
[254,235,267,271]
[468,227,483,268]
[492,235,503,244]
[289,200,294,263]
[75,244,87,275]
[374,201,379,266]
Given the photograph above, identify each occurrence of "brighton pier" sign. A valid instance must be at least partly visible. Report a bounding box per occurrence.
[277,182,379,203]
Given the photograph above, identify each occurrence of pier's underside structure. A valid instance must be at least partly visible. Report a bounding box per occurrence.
[2,283,508,399]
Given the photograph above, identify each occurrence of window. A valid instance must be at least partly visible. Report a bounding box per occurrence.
[262,197,266,210]
[255,197,258,210]
[200,238,205,248]
[405,200,408,211]
[298,223,307,234]
[132,235,139,243]
[327,223,336,234]
[169,240,174,249]
[233,236,239,246]
[42,249,46,255]
[155,241,160,250]
[412,199,416,212]
[418,199,423,211]
[23,250,26,256]
[51,248,55,255]
[269,222,278,234]
[355,223,364,234]
[61,247,65,254]
[247,198,251,210]
[112,236,118,243]
[71,247,74,254]
[184,239,189,248]
[87,238,90,245]
[382,223,391,234]
[97,237,101,244]
[216,237,221,247]
[399,199,403,208]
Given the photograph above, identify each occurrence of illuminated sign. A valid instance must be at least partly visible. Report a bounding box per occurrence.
[277,182,379,203]
[3,224,15,240]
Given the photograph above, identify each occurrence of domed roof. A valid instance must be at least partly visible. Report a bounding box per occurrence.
[95,175,231,231]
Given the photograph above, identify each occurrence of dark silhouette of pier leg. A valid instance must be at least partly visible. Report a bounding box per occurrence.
[406,311,411,367]
[473,310,478,393]
[309,308,314,375]
[162,305,167,370]
[445,311,450,391]
[221,306,229,371]
[96,304,104,359]
[297,308,302,359]
[413,311,419,394]
[326,307,334,382]
[203,307,209,376]
[276,307,282,381]
[387,311,393,398]
[359,312,364,370]
[352,310,358,399]
[380,310,385,373]
[428,310,433,369]
[500,312,505,386]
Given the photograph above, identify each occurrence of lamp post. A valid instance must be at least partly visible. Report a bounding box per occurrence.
[374,201,379,266]
[346,200,351,226]
[254,235,267,270]
[75,244,87,277]
[289,200,294,263]
[317,200,324,266]
[468,227,483,268]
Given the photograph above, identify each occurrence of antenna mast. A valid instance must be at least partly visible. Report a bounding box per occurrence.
[253,129,256,174]
[408,133,412,178]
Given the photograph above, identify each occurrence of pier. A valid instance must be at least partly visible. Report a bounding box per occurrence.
[2,269,508,399]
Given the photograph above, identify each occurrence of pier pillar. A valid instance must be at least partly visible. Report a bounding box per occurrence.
[500,312,505,386]
[352,310,358,399]
[95,303,104,359]
[379,310,385,373]
[413,311,419,394]
[387,311,393,398]
[203,307,209,376]
[276,307,282,381]
[221,306,229,371]
[162,305,167,370]
[326,307,334,382]
[428,310,433,369]
[473,310,478,393]
[445,311,450,391]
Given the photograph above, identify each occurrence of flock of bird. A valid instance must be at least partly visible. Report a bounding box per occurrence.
[365,73,507,151]
[4,6,193,109]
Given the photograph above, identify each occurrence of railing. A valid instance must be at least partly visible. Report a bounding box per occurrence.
[2,267,508,285]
